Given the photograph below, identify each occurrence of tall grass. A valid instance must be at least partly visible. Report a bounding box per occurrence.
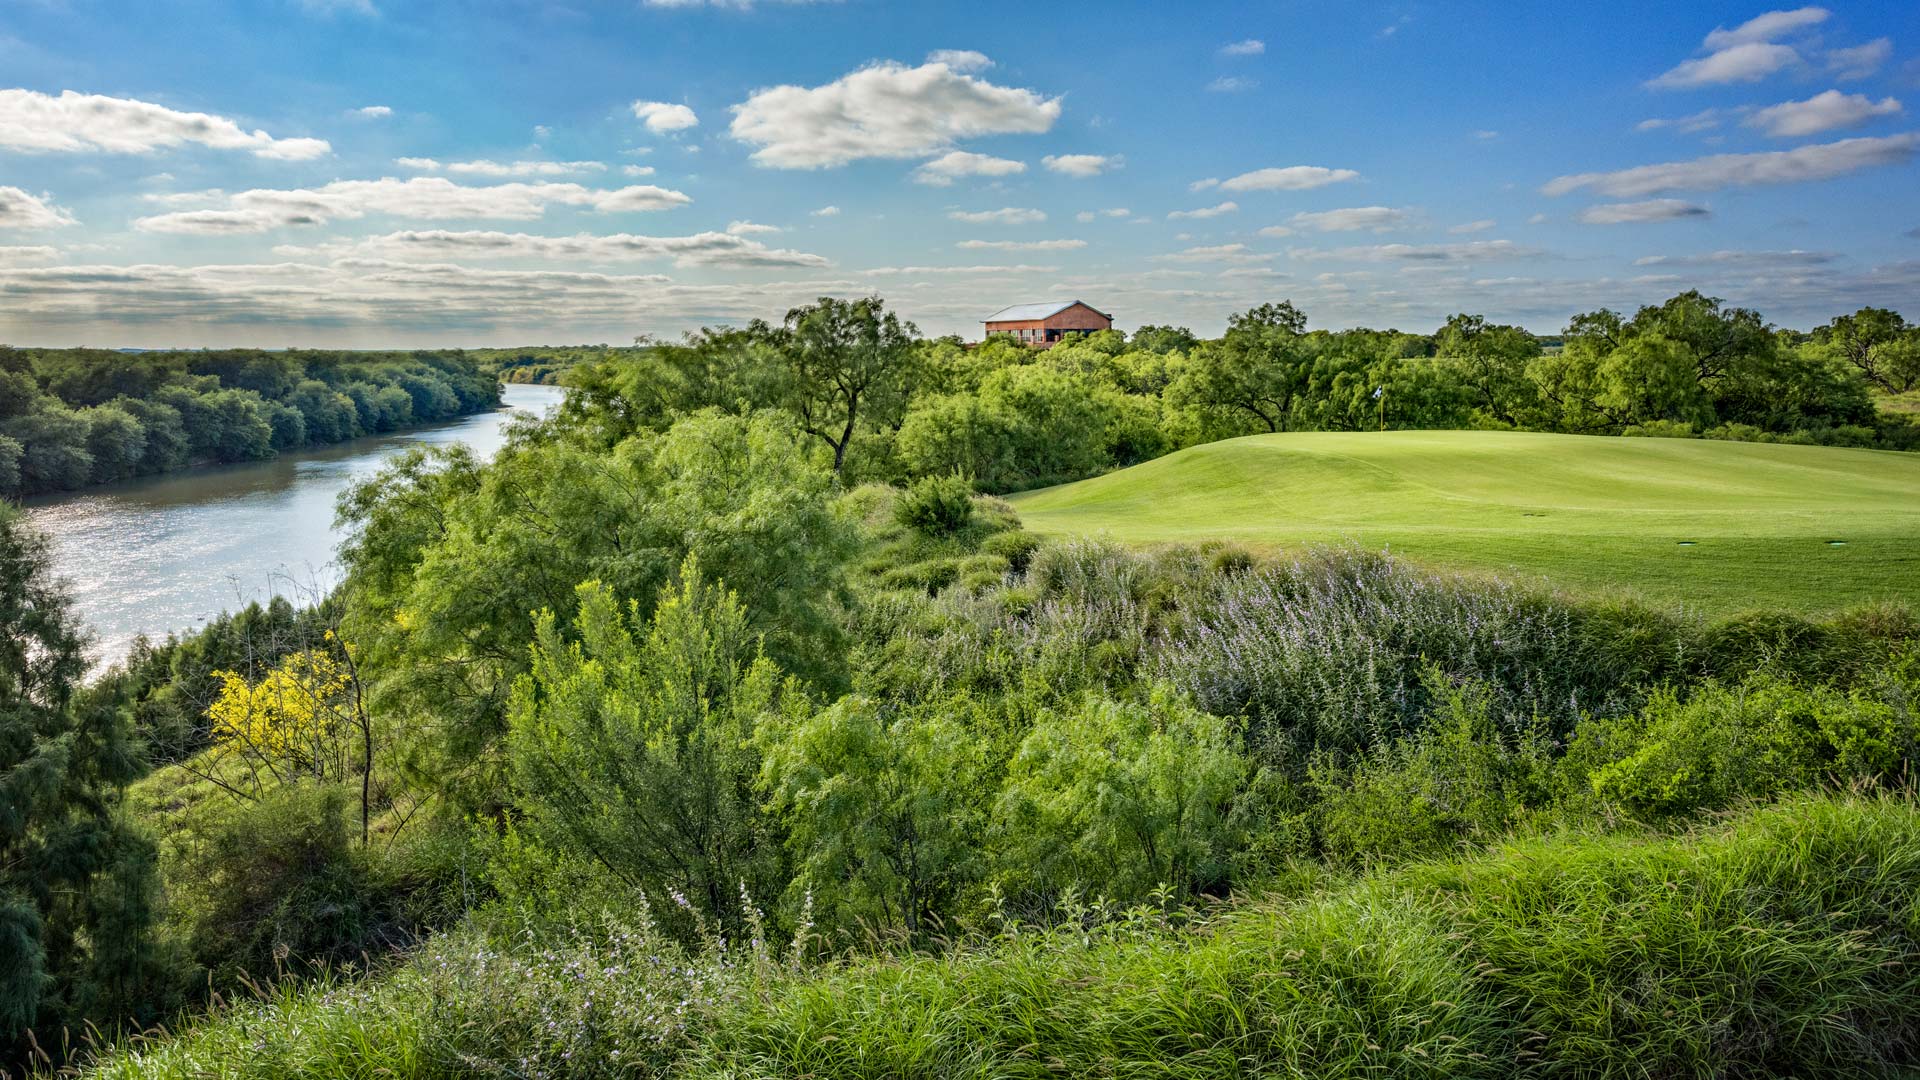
[67,795,1920,1079]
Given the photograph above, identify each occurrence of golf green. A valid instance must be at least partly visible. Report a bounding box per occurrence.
[1007,431,1920,614]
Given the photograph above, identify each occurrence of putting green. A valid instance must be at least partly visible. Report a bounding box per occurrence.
[1006,431,1920,614]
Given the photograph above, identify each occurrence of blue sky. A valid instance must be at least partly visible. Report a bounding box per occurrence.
[1,0,1916,346]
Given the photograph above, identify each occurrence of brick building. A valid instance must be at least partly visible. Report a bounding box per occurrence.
[982,300,1113,347]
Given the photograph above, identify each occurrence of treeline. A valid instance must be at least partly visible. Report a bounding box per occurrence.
[565,292,1920,495]
[468,344,649,386]
[0,348,499,498]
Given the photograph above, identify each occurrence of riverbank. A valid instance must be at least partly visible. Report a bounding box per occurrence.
[23,382,565,666]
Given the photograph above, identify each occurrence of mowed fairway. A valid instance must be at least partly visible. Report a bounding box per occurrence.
[1007,431,1920,614]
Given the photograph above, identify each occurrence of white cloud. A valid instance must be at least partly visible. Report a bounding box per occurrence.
[861,263,1058,274]
[949,206,1046,225]
[444,159,610,177]
[1286,205,1409,232]
[0,245,59,264]
[1155,243,1270,264]
[725,220,781,235]
[1287,239,1545,262]
[1449,219,1497,234]
[1075,211,1094,223]
[300,0,377,14]
[1042,153,1118,178]
[955,238,1085,251]
[926,49,992,72]
[729,59,1059,168]
[1189,177,1220,191]
[623,164,656,177]
[1255,225,1294,238]
[0,88,330,159]
[354,105,392,118]
[1544,134,1920,196]
[141,188,227,205]
[1745,90,1902,137]
[271,228,827,269]
[1827,38,1892,80]
[911,149,1026,185]
[395,156,441,170]
[1637,108,1727,134]
[1470,129,1500,141]
[135,177,693,233]
[1527,213,1550,225]
[1648,42,1802,88]
[811,205,840,216]
[1633,249,1838,267]
[1220,38,1265,56]
[632,101,699,134]
[1576,199,1712,224]
[1216,165,1360,192]
[1702,6,1830,50]
[1167,201,1238,220]
[0,187,78,230]
[1207,77,1257,93]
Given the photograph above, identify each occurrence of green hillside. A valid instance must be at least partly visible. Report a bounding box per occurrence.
[1008,431,1920,613]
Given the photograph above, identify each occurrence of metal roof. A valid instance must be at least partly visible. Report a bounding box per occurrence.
[982,300,1105,323]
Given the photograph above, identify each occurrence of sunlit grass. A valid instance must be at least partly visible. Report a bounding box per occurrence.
[73,795,1920,1079]
[1007,430,1920,614]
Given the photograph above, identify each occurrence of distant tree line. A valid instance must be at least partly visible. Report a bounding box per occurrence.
[0,348,499,498]
[563,292,1920,496]
[468,344,652,386]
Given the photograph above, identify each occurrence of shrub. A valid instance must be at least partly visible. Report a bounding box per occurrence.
[1622,418,1698,438]
[1157,549,1656,764]
[993,685,1249,906]
[161,782,392,984]
[1312,672,1557,865]
[977,527,1041,572]
[891,474,976,537]
[1574,668,1919,819]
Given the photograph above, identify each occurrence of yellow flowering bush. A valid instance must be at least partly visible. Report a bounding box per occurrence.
[207,650,351,764]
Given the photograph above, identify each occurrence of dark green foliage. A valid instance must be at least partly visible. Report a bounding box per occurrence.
[160,782,384,984]
[891,473,975,536]
[0,509,159,1064]
[339,409,856,811]
[0,347,498,498]
[1571,663,1919,819]
[509,563,787,929]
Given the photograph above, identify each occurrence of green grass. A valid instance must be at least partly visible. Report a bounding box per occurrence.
[73,796,1920,1079]
[1008,431,1920,614]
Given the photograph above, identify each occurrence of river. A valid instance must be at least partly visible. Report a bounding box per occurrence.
[22,382,568,667]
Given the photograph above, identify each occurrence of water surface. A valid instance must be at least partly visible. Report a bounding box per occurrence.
[23,382,566,665]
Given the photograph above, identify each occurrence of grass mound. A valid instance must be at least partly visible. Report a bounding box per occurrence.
[1006,430,1920,613]
[77,795,1920,1079]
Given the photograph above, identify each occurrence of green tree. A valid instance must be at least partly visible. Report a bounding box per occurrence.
[1808,307,1920,394]
[759,694,991,938]
[994,687,1248,904]
[1434,314,1541,426]
[509,562,786,927]
[897,365,1112,492]
[1167,301,1311,433]
[1,405,94,491]
[81,404,148,485]
[0,508,158,1060]
[338,411,855,807]
[774,296,922,473]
